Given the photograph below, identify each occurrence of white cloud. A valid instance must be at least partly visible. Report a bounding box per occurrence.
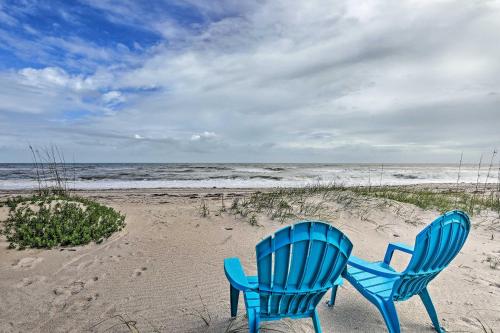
[102,91,125,105]
[191,131,216,141]
[19,67,95,91]
[19,67,70,87]
[0,66,115,116]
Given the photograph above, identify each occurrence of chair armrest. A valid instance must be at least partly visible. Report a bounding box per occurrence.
[347,256,400,278]
[383,242,414,265]
[224,257,257,292]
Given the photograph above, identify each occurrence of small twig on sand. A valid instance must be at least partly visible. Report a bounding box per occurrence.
[474,316,493,333]
[193,287,212,327]
[89,314,139,332]
[375,223,396,232]
[137,314,161,333]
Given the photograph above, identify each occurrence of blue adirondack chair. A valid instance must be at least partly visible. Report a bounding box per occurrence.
[224,221,353,333]
[330,210,470,333]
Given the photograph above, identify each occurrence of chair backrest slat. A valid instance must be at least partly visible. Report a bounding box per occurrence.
[272,226,292,289]
[256,221,352,317]
[423,225,444,271]
[296,230,313,290]
[310,236,330,287]
[393,211,470,301]
[256,236,273,289]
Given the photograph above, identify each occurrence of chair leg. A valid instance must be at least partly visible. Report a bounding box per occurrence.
[247,307,260,333]
[327,285,338,307]
[375,299,401,333]
[312,309,322,333]
[419,288,443,333]
[230,285,239,317]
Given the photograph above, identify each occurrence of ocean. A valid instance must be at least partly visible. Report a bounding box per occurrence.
[0,163,498,190]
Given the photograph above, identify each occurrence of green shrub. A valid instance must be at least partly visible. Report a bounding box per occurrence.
[1,195,125,249]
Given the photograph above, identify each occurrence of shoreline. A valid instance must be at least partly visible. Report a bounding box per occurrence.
[1,182,498,201]
[0,181,495,192]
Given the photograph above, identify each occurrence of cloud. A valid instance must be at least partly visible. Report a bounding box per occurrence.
[1,0,499,162]
[191,131,217,141]
[102,91,125,106]
[18,67,95,90]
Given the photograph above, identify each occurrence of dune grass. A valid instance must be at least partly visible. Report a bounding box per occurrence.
[351,186,500,215]
[228,183,500,228]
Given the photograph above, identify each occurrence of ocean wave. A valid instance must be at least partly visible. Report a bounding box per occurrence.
[249,175,283,180]
[392,173,420,180]
[0,163,496,189]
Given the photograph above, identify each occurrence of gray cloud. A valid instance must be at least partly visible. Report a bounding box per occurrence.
[1,0,499,163]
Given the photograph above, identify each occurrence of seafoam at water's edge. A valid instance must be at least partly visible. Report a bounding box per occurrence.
[0,163,497,189]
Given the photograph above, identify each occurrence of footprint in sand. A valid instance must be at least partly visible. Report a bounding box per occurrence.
[131,250,145,257]
[83,293,99,303]
[132,267,147,277]
[97,255,121,265]
[12,257,43,269]
[53,281,86,297]
[15,275,47,288]
[486,253,500,269]
[69,281,85,295]
[111,254,121,260]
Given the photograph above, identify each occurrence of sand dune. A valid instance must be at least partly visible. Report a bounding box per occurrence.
[0,188,498,332]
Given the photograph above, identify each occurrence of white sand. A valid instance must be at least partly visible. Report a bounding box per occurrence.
[0,188,498,332]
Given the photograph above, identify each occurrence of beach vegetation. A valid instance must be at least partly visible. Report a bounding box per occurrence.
[249,214,258,226]
[350,186,500,216]
[199,199,210,217]
[220,194,226,212]
[29,145,75,196]
[0,146,125,250]
[0,194,125,249]
[229,182,500,229]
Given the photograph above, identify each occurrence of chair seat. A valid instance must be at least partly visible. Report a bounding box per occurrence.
[344,261,398,300]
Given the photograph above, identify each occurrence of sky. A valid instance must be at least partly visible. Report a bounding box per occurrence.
[0,0,499,163]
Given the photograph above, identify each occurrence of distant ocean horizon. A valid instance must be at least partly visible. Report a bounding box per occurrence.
[0,163,498,190]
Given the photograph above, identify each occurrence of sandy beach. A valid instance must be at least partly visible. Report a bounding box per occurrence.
[0,186,499,333]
